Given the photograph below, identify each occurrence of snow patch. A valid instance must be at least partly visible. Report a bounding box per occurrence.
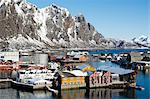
[13,0,23,3]
[132,35,150,48]
[59,38,68,46]
[93,31,97,36]
[15,4,24,15]
[133,35,150,44]
[26,36,45,47]
[0,0,11,7]
[89,40,96,45]
[34,8,55,46]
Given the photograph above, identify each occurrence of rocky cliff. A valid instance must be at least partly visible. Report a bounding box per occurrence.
[0,0,148,51]
[0,0,106,50]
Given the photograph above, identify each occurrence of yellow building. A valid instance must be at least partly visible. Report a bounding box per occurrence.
[61,77,86,89]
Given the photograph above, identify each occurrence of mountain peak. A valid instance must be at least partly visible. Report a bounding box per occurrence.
[0,0,25,6]
[0,0,148,50]
[132,35,149,43]
[0,0,105,50]
[132,35,150,48]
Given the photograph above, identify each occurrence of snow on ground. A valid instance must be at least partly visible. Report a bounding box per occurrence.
[33,8,55,46]
[14,4,24,15]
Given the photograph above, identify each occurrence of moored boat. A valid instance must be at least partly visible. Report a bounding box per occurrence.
[129,85,145,90]
[12,69,58,91]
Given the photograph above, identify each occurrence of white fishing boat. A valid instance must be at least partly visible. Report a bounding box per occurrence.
[12,69,58,90]
[16,69,57,83]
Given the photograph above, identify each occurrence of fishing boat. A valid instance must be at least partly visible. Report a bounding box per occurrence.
[11,80,52,90]
[12,69,57,90]
[17,69,56,82]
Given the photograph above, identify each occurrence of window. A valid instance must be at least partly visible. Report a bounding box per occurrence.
[0,56,4,58]
[20,72,25,74]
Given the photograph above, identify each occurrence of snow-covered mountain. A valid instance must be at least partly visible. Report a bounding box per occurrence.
[132,35,150,48]
[0,0,106,50]
[0,0,148,50]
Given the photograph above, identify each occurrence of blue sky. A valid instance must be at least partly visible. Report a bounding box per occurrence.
[27,0,149,41]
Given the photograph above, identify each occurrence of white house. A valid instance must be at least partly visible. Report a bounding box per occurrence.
[0,52,19,62]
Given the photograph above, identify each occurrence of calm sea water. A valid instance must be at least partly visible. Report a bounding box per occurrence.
[89,49,150,54]
[0,49,150,99]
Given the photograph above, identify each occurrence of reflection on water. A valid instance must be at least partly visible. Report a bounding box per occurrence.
[0,70,11,79]
[0,88,52,99]
[135,70,150,99]
[61,88,136,99]
[0,88,136,99]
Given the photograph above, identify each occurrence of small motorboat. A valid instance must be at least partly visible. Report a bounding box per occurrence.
[129,85,145,90]
[135,85,145,90]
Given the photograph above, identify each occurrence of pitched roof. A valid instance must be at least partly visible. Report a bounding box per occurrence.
[76,64,96,72]
[63,70,87,77]
[97,66,134,75]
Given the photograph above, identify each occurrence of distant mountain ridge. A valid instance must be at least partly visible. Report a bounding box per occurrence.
[132,35,150,48]
[0,0,149,51]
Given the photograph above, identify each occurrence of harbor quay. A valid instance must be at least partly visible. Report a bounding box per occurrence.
[0,50,149,93]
